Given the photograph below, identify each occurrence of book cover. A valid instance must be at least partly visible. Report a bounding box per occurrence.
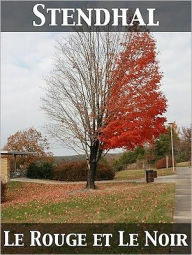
[1,1,191,254]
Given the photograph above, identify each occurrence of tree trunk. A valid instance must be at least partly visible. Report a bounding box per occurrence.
[86,161,97,189]
[86,143,99,189]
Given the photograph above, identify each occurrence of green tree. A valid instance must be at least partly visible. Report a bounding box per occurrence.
[113,151,136,171]
[134,146,145,160]
[113,146,145,171]
[155,133,170,160]
[154,124,180,161]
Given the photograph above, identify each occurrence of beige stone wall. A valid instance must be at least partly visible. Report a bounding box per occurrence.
[0,157,10,183]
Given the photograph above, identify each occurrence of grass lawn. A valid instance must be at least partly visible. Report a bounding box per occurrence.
[115,168,175,180]
[2,181,175,223]
[176,161,190,167]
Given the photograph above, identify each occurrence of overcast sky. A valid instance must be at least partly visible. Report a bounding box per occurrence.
[1,32,191,156]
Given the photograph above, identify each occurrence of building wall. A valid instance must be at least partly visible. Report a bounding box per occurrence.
[0,157,10,183]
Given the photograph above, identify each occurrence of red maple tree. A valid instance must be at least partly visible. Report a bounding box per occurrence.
[100,32,167,150]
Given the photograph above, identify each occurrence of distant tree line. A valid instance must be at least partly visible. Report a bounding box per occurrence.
[113,124,191,171]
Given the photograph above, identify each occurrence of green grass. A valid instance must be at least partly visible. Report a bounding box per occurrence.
[2,182,175,223]
[115,168,175,180]
[7,181,23,189]
[176,161,190,167]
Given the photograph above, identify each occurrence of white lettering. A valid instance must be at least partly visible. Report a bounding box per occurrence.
[130,8,146,26]
[33,4,45,26]
[4,231,24,247]
[47,8,61,26]
[76,8,93,26]
[147,8,159,26]
[30,231,42,246]
[112,8,129,26]
[61,9,75,26]
[95,9,110,26]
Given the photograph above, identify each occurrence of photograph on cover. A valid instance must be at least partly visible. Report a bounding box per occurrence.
[0,1,191,254]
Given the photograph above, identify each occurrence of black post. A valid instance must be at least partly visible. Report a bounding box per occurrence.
[14,154,17,172]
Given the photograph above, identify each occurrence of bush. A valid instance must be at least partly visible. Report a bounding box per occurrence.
[53,160,115,181]
[1,181,6,203]
[156,157,175,169]
[96,161,115,180]
[27,162,53,179]
[53,161,87,181]
[39,162,54,179]
[27,163,39,178]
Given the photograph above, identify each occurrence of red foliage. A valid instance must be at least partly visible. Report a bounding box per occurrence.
[100,33,167,150]
[2,183,84,207]
[53,160,115,181]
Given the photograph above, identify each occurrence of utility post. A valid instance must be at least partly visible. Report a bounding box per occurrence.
[168,122,175,172]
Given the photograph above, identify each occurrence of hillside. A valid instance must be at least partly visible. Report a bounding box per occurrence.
[54,153,122,164]
[54,155,86,163]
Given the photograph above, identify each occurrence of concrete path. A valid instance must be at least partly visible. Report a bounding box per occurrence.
[169,167,191,254]
[10,173,178,185]
[11,177,144,185]
[172,167,191,223]
[154,167,191,223]
[11,175,175,185]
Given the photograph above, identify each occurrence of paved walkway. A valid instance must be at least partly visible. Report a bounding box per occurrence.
[169,167,191,254]
[10,175,175,185]
[172,167,191,223]
[11,177,144,185]
[9,173,178,185]
[153,167,191,223]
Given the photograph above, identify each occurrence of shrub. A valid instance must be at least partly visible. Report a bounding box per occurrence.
[27,162,39,178]
[53,160,115,181]
[27,162,53,179]
[96,161,115,180]
[1,181,6,203]
[38,162,53,179]
[53,161,87,181]
[156,157,175,169]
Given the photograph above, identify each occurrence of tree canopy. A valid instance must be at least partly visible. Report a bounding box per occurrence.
[100,33,167,150]
[4,128,53,170]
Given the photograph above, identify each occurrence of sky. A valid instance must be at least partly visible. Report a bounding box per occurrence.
[1,32,191,156]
